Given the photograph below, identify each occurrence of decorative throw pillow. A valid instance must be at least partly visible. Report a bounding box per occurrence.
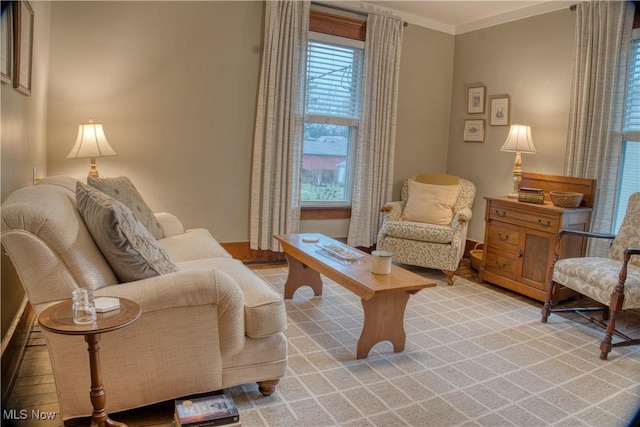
[87,176,165,240]
[76,182,178,283]
[402,180,461,225]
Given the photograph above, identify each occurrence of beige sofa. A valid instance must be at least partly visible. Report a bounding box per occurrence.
[1,176,287,423]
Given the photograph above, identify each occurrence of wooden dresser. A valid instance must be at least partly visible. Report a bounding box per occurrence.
[479,173,596,302]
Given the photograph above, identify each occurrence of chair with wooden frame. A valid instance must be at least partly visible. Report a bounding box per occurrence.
[541,192,640,360]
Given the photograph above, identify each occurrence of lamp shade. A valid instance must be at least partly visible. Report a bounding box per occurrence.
[500,124,536,154]
[66,119,117,159]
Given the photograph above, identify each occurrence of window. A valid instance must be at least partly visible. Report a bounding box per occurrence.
[617,31,640,231]
[302,35,364,205]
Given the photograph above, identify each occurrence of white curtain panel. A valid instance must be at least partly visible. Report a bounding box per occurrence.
[250,0,309,251]
[564,1,633,256]
[347,14,404,248]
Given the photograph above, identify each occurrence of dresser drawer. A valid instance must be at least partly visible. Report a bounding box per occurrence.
[486,220,519,252]
[488,203,558,231]
[484,248,518,280]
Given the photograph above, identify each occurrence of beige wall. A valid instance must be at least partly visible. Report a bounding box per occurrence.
[46,1,264,243]
[447,9,576,241]
[1,1,51,338]
[392,24,454,196]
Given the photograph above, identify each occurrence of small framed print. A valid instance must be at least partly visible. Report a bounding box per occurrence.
[13,0,33,96]
[1,2,13,85]
[467,86,485,114]
[490,96,510,126]
[463,119,485,142]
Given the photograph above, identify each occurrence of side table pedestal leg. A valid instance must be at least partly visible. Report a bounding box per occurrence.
[85,334,127,427]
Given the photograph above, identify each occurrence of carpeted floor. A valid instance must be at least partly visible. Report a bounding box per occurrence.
[227,266,640,427]
[6,265,640,426]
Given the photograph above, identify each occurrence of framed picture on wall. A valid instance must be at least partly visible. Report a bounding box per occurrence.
[463,119,485,142]
[467,86,485,114]
[0,2,13,85]
[13,0,33,96]
[490,96,510,126]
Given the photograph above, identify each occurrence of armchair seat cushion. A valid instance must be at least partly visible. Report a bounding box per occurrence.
[382,220,454,244]
[553,257,640,310]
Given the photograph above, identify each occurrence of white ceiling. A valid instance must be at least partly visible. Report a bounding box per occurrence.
[329,1,576,35]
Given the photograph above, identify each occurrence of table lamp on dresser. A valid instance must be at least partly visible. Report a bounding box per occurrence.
[500,124,536,198]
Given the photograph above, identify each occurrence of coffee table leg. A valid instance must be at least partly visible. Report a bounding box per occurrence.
[284,254,323,299]
[357,292,411,359]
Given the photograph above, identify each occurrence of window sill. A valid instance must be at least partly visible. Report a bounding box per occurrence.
[301,206,352,220]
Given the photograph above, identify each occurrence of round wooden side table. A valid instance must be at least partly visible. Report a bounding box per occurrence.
[39,297,141,427]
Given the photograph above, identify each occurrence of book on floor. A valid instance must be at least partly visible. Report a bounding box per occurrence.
[174,392,239,427]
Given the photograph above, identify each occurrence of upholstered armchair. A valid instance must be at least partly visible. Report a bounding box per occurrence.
[541,192,640,360]
[377,174,476,285]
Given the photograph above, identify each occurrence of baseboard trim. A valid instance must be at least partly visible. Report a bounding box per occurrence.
[1,297,35,401]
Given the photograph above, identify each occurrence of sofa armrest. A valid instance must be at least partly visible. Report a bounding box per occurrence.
[94,269,245,355]
[155,212,185,237]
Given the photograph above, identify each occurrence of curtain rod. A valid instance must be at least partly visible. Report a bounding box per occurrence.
[310,1,408,27]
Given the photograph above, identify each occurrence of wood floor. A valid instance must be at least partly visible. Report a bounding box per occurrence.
[3,259,482,427]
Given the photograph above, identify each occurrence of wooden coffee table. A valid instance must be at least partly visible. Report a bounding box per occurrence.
[274,233,436,359]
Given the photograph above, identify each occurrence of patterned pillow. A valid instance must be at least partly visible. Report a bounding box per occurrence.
[76,182,178,283]
[87,176,165,239]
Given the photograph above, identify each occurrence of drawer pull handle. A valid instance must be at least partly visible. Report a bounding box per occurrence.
[495,261,507,268]
[497,233,509,241]
[518,249,524,258]
[538,219,551,227]
[495,210,506,217]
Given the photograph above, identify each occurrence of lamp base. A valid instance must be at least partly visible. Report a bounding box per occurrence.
[88,157,99,178]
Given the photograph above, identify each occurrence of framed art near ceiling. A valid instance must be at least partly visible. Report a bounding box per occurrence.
[463,119,485,142]
[0,2,13,85]
[490,96,510,126]
[13,0,33,96]
[467,85,485,114]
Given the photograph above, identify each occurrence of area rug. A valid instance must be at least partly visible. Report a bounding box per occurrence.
[227,266,640,427]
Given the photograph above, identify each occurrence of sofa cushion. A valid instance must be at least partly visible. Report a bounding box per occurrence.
[159,228,232,263]
[402,180,461,225]
[177,257,286,338]
[88,176,165,240]
[76,182,178,282]
[383,220,454,244]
